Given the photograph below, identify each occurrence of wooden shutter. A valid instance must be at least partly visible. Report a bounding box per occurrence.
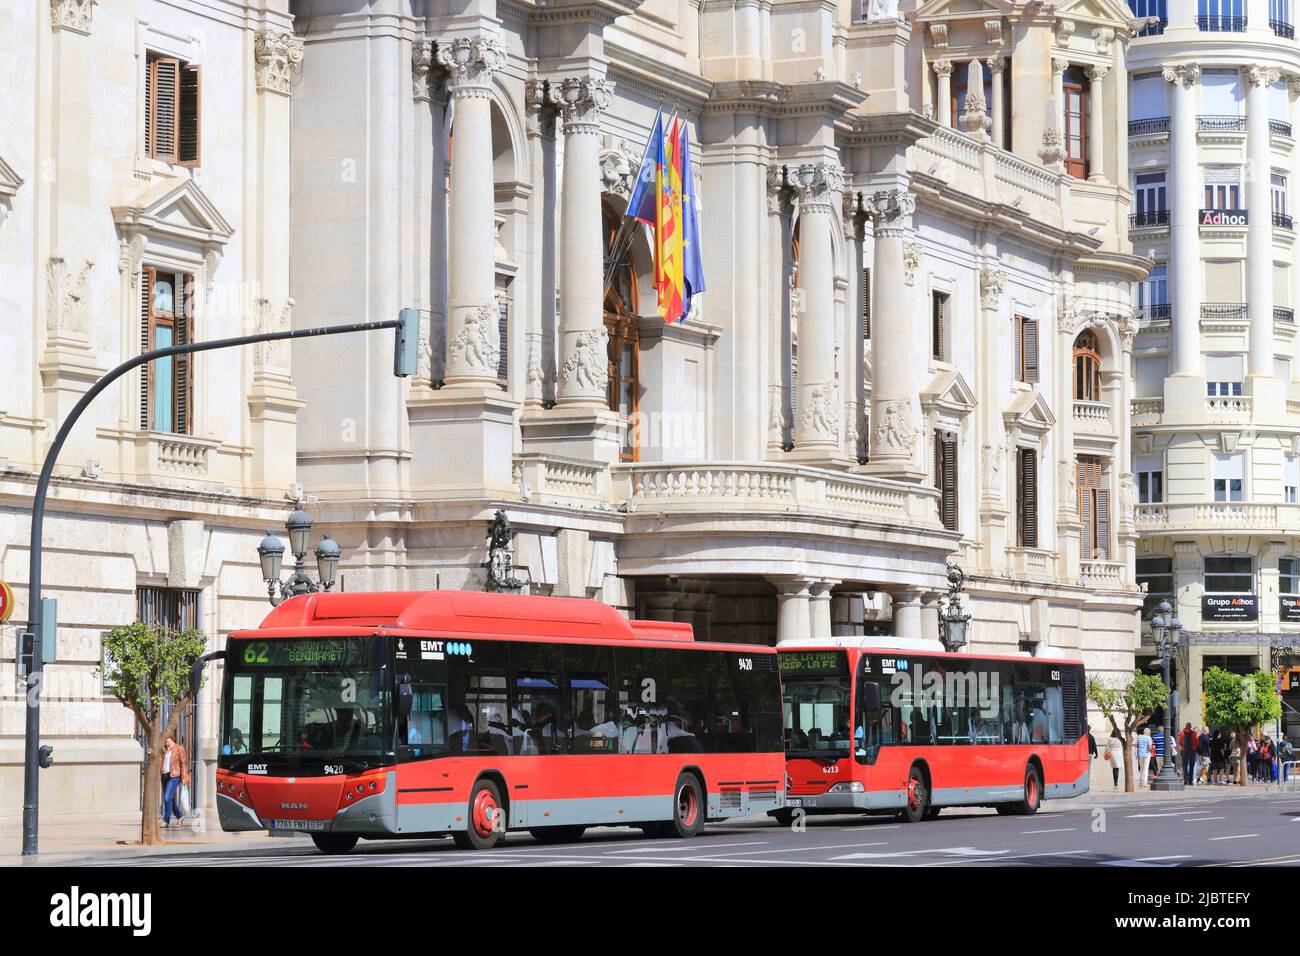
[1077,459,1093,558]
[140,267,154,430]
[932,292,945,360]
[496,298,509,384]
[174,277,192,435]
[1096,487,1111,561]
[149,58,180,163]
[1018,447,1038,548]
[935,431,958,532]
[178,65,201,167]
[861,267,871,339]
[1020,317,1039,384]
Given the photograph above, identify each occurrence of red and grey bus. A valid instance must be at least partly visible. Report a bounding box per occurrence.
[216,590,785,852]
[775,639,1089,823]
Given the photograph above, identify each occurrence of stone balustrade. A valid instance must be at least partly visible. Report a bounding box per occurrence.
[1135,500,1300,534]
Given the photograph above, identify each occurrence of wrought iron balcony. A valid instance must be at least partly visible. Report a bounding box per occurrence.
[1198,114,1246,132]
[1201,302,1248,320]
[1272,19,1296,38]
[1136,17,1167,37]
[1275,212,1295,230]
[1271,119,1293,137]
[1130,210,1170,229]
[1277,307,1296,324]
[1197,15,1247,31]
[1129,117,1170,137]
[1141,303,1172,322]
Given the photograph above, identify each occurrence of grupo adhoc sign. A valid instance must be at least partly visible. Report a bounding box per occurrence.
[1201,593,1258,622]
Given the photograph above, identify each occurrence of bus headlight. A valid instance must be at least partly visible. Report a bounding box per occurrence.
[827,781,865,794]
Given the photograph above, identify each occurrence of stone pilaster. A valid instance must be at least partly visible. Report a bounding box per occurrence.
[253,31,304,96]
[791,162,842,455]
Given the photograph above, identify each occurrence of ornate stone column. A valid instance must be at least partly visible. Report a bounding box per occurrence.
[1165,64,1202,378]
[775,579,813,643]
[1247,66,1279,380]
[438,36,506,387]
[891,588,924,641]
[791,163,842,453]
[933,59,954,127]
[551,76,613,406]
[863,189,923,479]
[809,581,837,639]
[1085,65,1108,182]
[988,56,1006,149]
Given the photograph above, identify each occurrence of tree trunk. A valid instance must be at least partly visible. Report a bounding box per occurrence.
[141,724,163,846]
[1123,740,1135,792]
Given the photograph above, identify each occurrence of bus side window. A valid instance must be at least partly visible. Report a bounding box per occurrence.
[564,643,617,755]
[665,649,711,754]
[614,648,665,755]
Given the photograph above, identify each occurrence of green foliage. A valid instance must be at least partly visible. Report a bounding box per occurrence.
[1203,667,1282,731]
[98,621,208,729]
[1088,669,1167,733]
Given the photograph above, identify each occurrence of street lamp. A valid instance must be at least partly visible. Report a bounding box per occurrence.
[1148,598,1185,792]
[258,509,340,606]
[938,563,971,652]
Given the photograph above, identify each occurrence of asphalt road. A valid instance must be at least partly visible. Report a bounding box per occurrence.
[62,791,1300,867]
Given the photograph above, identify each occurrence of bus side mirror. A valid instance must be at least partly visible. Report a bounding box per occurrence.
[396,674,413,718]
[860,683,881,713]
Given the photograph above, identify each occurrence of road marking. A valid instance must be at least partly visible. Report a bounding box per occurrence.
[916,849,1092,867]
[1124,811,1216,819]
[689,841,890,860]
[831,846,1008,861]
[1208,833,1258,841]
[1099,855,1192,867]
[609,841,768,854]
[1180,816,1225,822]
[1021,828,1075,834]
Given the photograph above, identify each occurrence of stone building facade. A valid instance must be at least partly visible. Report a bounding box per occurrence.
[1,0,1146,825]
[1127,0,1300,737]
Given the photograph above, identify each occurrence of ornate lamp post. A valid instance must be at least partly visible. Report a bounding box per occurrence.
[1149,598,1185,791]
[938,563,971,652]
[257,508,340,606]
[483,510,523,593]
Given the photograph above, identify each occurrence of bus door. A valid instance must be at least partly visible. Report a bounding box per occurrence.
[854,656,895,782]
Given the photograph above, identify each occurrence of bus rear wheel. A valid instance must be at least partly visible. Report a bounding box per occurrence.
[1013,765,1042,816]
[311,833,358,855]
[453,779,506,850]
[662,773,705,839]
[899,767,929,824]
[529,825,586,844]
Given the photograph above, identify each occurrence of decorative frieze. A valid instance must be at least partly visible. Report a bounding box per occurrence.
[254,297,294,369]
[928,24,949,49]
[599,138,643,199]
[437,35,505,98]
[448,302,501,379]
[254,31,304,95]
[981,443,1004,499]
[1093,27,1115,57]
[50,0,95,34]
[1054,19,1074,47]
[979,268,1004,310]
[873,398,915,457]
[559,326,608,394]
[902,242,922,286]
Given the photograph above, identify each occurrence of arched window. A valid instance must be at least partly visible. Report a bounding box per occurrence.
[1073,330,1103,401]
[603,204,639,461]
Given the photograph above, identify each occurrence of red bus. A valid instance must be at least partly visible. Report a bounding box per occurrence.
[216,591,785,852]
[774,640,1089,823]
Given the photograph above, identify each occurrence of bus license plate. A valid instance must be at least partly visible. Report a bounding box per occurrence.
[269,819,325,831]
[787,798,803,807]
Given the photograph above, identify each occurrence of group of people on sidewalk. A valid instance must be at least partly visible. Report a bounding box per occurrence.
[1092,723,1293,790]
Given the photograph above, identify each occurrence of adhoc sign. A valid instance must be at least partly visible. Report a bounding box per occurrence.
[1202,593,1258,622]
[1281,595,1300,623]
[1200,209,1248,227]
[0,580,13,624]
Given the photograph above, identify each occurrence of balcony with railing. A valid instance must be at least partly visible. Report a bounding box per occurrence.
[1140,303,1171,323]
[1197,15,1247,31]
[1130,397,1164,426]
[1277,306,1296,324]
[1129,116,1170,137]
[1274,211,1294,230]
[1204,395,1252,422]
[1006,547,1055,580]
[1198,115,1246,132]
[1273,18,1296,38]
[1201,302,1247,321]
[1073,400,1113,435]
[1081,560,1127,590]
[1135,17,1167,37]
[1136,501,1300,536]
[1272,119,1294,138]
[1130,209,1170,230]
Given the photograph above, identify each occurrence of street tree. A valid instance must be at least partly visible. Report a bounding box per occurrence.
[1202,667,1282,785]
[99,620,208,844]
[1088,670,1167,792]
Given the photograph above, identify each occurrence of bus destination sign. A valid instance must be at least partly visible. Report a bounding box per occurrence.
[237,638,364,668]
[778,650,847,675]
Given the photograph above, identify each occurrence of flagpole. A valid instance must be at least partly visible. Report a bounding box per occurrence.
[602,105,668,301]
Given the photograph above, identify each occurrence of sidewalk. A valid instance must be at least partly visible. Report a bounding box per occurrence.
[3,780,1293,865]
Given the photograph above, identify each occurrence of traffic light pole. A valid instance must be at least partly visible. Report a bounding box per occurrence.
[21,315,412,856]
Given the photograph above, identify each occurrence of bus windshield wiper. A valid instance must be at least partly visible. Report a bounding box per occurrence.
[788,749,844,764]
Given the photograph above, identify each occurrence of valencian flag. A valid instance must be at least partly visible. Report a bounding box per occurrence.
[623,111,704,324]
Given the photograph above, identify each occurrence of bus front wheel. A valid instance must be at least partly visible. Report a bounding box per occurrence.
[1013,765,1042,816]
[453,779,506,850]
[899,767,929,824]
[311,833,358,855]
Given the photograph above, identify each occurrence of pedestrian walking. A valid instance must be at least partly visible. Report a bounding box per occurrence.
[1105,731,1123,789]
[1228,731,1241,783]
[1210,729,1227,784]
[1087,725,1098,760]
[1136,727,1153,789]
[1246,735,1259,782]
[1179,722,1197,785]
[160,733,189,829]
[1260,736,1276,783]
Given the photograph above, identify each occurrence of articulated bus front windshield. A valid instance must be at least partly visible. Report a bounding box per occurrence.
[779,651,851,760]
[220,637,392,773]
